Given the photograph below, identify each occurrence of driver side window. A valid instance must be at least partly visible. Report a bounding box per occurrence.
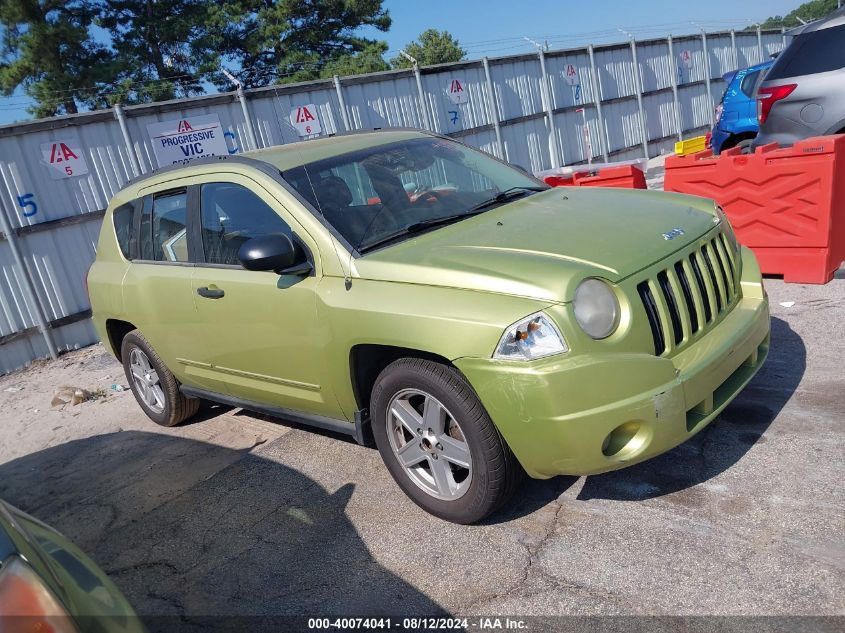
[200,183,294,266]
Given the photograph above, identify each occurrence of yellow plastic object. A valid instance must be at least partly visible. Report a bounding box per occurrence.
[674,135,708,156]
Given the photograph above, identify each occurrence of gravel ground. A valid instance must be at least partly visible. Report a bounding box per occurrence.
[0,279,842,623]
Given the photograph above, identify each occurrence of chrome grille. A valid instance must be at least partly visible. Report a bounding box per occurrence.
[638,231,740,356]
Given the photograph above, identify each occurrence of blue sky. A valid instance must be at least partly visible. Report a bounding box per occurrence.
[0,0,800,126]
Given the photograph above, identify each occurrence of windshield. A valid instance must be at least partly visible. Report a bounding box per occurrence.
[281,136,546,252]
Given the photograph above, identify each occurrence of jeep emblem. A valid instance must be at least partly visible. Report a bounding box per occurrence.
[662,227,685,241]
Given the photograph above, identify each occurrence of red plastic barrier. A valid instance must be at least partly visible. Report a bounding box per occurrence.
[542,165,646,189]
[574,165,647,189]
[542,175,576,187]
[664,135,845,284]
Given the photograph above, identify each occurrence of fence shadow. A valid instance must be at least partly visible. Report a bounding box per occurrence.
[0,431,448,621]
[577,316,802,501]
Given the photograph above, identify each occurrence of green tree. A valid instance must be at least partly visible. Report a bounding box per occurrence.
[96,0,224,104]
[757,0,839,29]
[0,1,109,117]
[218,0,391,88]
[390,29,465,69]
[320,41,389,78]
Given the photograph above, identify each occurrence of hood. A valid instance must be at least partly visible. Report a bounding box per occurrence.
[353,187,720,303]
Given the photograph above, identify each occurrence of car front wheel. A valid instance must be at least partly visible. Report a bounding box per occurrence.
[371,358,522,524]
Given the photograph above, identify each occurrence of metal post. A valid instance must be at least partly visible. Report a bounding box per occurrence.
[482,57,505,160]
[701,31,714,124]
[781,27,787,49]
[730,29,738,70]
[413,65,432,130]
[399,51,432,131]
[0,203,57,359]
[577,107,592,165]
[222,69,259,150]
[629,38,650,159]
[333,75,352,132]
[587,44,609,162]
[667,35,683,141]
[533,46,562,168]
[756,26,764,63]
[113,104,142,177]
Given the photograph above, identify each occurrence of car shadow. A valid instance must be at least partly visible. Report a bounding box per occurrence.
[0,431,449,624]
[576,316,803,501]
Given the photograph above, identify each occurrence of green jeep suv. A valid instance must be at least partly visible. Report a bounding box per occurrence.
[89,130,770,523]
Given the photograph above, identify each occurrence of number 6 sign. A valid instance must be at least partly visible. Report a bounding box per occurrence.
[291,105,322,137]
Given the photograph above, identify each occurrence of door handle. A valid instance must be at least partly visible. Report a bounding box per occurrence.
[197,286,225,299]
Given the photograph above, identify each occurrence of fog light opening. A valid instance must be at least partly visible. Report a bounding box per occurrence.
[602,421,646,458]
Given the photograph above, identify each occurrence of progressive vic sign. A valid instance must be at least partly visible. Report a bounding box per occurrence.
[146,114,230,167]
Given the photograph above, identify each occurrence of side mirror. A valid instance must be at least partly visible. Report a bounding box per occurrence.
[237,234,311,275]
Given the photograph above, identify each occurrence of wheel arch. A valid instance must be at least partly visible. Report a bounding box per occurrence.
[105,318,137,361]
[349,344,456,413]
[721,131,757,150]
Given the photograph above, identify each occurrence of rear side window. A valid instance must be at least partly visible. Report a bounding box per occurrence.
[740,70,761,98]
[152,190,189,262]
[199,183,293,266]
[112,202,135,259]
[136,190,190,262]
[766,24,845,80]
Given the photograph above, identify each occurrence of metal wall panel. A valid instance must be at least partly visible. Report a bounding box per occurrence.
[489,57,545,120]
[341,74,426,131]
[501,118,553,174]
[0,28,787,374]
[594,45,638,100]
[707,34,735,78]
[602,98,645,154]
[638,41,673,93]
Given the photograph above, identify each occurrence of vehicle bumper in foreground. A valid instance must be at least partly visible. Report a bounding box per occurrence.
[455,249,770,479]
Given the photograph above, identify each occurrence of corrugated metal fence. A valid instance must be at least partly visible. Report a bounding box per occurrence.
[0,28,785,374]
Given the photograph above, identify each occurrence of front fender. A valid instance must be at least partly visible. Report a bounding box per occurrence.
[318,277,552,418]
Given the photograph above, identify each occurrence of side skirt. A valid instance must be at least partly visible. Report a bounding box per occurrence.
[179,385,369,446]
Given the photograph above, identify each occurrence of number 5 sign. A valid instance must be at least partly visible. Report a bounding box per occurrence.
[40,140,89,180]
[290,104,322,137]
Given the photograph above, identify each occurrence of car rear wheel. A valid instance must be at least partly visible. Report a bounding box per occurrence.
[121,330,199,426]
[371,358,522,524]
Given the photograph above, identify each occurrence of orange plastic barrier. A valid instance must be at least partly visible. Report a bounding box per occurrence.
[664,135,845,284]
[542,165,646,189]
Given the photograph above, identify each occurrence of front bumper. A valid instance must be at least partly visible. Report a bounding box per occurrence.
[455,249,770,479]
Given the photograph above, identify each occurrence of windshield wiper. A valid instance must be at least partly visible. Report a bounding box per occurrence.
[466,186,547,214]
[405,211,485,233]
[356,215,477,253]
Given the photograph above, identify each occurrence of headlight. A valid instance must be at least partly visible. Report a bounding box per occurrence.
[494,312,567,361]
[715,204,739,253]
[573,278,620,339]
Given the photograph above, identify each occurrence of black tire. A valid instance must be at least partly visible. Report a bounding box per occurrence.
[371,358,523,524]
[121,330,199,427]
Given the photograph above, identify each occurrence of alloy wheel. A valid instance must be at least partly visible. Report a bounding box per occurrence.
[386,388,473,501]
[128,347,166,414]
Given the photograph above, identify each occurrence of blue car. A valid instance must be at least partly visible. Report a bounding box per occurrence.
[711,60,774,154]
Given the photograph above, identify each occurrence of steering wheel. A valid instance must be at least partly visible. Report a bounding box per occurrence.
[411,188,447,206]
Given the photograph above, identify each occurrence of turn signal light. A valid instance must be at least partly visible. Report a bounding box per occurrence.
[0,556,78,632]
